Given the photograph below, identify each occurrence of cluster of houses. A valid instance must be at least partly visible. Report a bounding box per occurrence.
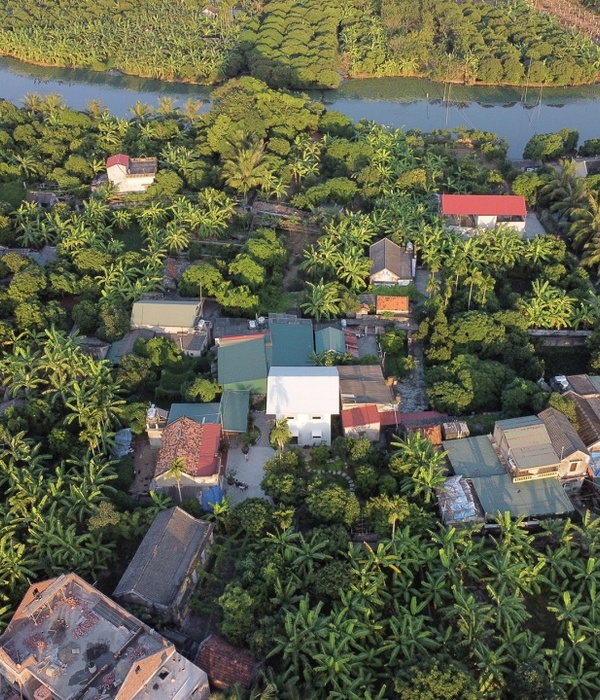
[439,373,600,526]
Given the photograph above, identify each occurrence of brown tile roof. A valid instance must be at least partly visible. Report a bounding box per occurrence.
[155,417,221,478]
[196,635,259,690]
[369,238,413,280]
[538,407,587,458]
[376,295,410,313]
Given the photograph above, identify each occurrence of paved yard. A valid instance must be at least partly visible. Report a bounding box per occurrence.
[522,212,547,240]
[224,412,275,504]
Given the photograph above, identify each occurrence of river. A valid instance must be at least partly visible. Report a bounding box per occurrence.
[1,57,600,157]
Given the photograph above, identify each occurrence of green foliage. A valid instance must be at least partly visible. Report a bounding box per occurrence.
[548,392,579,430]
[229,498,274,538]
[501,378,548,417]
[523,129,579,161]
[306,477,360,526]
[185,377,220,403]
[394,658,479,700]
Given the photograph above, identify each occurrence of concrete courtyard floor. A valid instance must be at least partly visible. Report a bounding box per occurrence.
[224,412,275,505]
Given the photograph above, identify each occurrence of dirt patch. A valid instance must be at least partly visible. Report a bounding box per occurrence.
[130,437,158,497]
[282,225,320,291]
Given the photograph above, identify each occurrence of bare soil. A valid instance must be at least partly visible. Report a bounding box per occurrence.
[532,0,600,42]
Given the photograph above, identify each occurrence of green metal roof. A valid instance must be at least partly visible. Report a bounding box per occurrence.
[270,323,314,366]
[167,403,221,425]
[470,473,574,518]
[218,338,268,386]
[495,415,542,431]
[315,327,346,355]
[443,436,506,478]
[220,390,250,433]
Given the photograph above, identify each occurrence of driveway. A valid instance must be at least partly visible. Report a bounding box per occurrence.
[225,412,275,504]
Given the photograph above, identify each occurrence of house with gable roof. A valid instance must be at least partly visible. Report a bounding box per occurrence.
[114,507,214,624]
[150,416,223,499]
[440,194,527,232]
[106,154,157,193]
[369,238,416,286]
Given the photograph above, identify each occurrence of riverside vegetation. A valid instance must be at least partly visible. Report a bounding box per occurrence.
[0,0,598,88]
[0,80,599,697]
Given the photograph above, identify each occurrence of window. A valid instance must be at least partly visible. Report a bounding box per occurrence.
[312,432,322,440]
[312,416,321,420]
[569,462,579,473]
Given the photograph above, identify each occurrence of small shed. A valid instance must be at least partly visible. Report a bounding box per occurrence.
[442,421,470,441]
[196,635,261,690]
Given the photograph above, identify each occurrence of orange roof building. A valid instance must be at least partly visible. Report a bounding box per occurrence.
[151,417,223,497]
[376,295,410,314]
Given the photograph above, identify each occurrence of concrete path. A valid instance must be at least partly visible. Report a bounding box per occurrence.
[224,412,274,505]
[523,213,547,240]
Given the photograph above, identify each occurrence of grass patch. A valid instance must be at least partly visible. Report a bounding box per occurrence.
[0,180,26,207]
[118,223,146,252]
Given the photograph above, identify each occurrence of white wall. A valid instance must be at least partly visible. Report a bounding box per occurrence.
[283,413,332,446]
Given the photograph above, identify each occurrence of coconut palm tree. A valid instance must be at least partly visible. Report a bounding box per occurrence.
[221,133,273,203]
[166,457,187,503]
[270,418,292,454]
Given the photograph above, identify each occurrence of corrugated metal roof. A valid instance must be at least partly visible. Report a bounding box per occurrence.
[470,473,573,518]
[338,364,394,406]
[538,407,587,459]
[342,404,380,429]
[220,390,250,433]
[167,403,221,426]
[315,327,346,354]
[570,393,600,447]
[218,337,268,386]
[131,300,199,329]
[444,435,506,478]
[266,367,339,415]
[441,194,526,217]
[270,323,314,366]
[566,374,600,397]
[498,419,558,470]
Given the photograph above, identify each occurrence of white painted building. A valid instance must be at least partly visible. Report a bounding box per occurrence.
[266,367,340,446]
[106,154,157,193]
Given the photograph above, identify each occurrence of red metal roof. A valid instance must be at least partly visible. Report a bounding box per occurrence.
[342,404,380,429]
[106,154,130,169]
[378,408,402,427]
[441,194,526,217]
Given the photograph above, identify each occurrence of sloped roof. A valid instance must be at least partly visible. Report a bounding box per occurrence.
[470,472,573,518]
[441,194,526,217]
[114,507,213,607]
[369,238,413,279]
[569,392,600,447]
[131,300,199,329]
[167,403,221,425]
[129,157,158,175]
[338,364,394,406]
[270,322,314,366]
[196,635,259,690]
[538,407,587,459]
[106,153,129,168]
[496,416,558,469]
[155,417,221,477]
[315,327,346,354]
[342,404,380,429]
[267,367,339,415]
[444,435,506,478]
[566,374,600,397]
[218,337,268,385]
[220,390,250,433]
[376,295,410,312]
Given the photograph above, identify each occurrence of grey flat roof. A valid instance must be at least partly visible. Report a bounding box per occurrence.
[443,435,506,478]
[167,403,221,425]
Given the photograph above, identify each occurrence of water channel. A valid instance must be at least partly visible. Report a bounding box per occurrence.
[1,56,599,157]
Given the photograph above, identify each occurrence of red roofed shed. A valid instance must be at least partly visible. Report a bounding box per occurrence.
[441,194,526,231]
[106,153,130,169]
[342,404,381,441]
